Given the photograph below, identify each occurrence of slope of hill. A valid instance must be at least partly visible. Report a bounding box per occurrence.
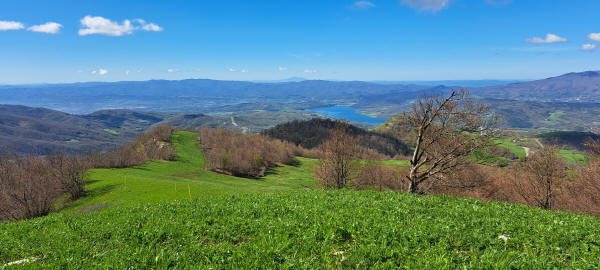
[3,191,600,268]
[0,105,168,155]
[477,71,600,102]
[262,118,411,156]
[2,130,600,268]
[160,110,321,134]
[65,131,318,212]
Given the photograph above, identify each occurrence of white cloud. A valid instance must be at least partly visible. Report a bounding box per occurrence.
[229,68,236,72]
[240,69,248,73]
[524,33,568,44]
[78,16,163,36]
[167,68,178,73]
[137,69,143,73]
[0,21,25,31]
[352,1,376,9]
[27,22,62,34]
[278,66,288,71]
[125,70,130,75]
[588,33,600,42]
[401,0,451,12]
[304,69,317,74]
[91,70,97,75]
[79,16,134,36]
[581,44,596,51]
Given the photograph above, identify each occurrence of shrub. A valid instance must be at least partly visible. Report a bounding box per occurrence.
[353,164,406,191]
[199,128,300,178]
[314,124,360,189]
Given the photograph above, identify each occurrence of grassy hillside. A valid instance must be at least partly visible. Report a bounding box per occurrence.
[3,191,600,268]
[3,130,600,268]
[65,131,317,213]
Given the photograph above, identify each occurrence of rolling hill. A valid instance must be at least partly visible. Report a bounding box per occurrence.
[476,71,600,102]
[1,131,600,268]
[0,105,170,155]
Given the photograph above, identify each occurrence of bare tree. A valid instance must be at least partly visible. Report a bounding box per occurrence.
[315,123,360,189]
[405,89,501,194]
[513,145,567,210]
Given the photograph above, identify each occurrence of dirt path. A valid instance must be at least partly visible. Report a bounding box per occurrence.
[534,138,543,148]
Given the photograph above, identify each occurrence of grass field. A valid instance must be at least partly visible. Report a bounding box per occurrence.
[557,149,589,165]
[3,191,600,268]
[541,110,568,125]
[493,137,527,159]
[65,131,318,213]
[2,131,600,268]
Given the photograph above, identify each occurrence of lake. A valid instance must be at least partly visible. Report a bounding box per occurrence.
[310,106,386,125]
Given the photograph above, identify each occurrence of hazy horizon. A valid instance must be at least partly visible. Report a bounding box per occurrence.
[2,1,600,84]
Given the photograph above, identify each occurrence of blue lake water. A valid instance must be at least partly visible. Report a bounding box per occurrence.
[310,106,386,125]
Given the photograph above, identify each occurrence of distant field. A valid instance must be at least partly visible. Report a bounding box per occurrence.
[493,137,527,159]
[557,149,589,165]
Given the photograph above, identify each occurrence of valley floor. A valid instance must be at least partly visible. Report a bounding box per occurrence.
[1,131,600,269]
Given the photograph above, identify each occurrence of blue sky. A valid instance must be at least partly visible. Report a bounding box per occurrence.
[1,0,600,84]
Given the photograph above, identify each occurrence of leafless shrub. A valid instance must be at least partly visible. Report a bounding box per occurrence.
[314,124,360,189]
[0,155,62,221]
[509,145,568,210]
[47,152,89,200]
[353,164,407,191]
[93,125,177,168]
[199,127,300,177]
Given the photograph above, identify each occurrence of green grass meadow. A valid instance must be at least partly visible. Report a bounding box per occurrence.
[2,131,600,269]
[65,131,317,213]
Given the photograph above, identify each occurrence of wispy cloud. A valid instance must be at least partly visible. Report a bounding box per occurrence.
[125,70,130,75]
[79,16,162,36]
[400,0,451,12]
[240,69,248,73]
[135,19,164,32]
[588,33,600,42]
[278,66,288,71]
[350,1,376,9]
[229,68,236,72]
[167,68,179,73]
[0,21,25,31]
[304,69,317,74]
[524,33,568,44]
[581,44,596,51]
[27,22,62,34]
[91,68,108,75]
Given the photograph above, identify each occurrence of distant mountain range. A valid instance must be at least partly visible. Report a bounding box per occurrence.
[475,71,600,102]
[1,71,598,114]
[1,71,599,155]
